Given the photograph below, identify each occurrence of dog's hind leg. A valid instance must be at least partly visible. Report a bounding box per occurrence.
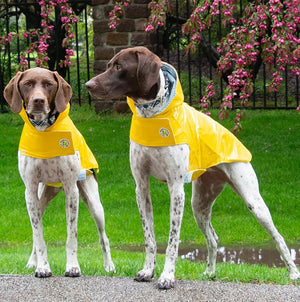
[27,184,61,269]
[78,174,115,273]
[191,169,226,277]
[221,162,300,280]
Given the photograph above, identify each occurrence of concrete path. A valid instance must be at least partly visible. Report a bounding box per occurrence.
[0,274,299,302]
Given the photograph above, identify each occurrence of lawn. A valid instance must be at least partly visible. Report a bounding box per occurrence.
[0,104,299,285]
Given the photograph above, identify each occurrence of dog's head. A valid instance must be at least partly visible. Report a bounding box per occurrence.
[4,67,72,120]
[85,46,162,101]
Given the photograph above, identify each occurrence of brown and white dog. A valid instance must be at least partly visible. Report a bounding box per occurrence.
[4,67,115,277]
[86,46,299,289]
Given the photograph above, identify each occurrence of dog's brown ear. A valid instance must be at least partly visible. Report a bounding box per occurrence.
[53,71,72,112]
[136,48,162,99]
[4,71,23,113]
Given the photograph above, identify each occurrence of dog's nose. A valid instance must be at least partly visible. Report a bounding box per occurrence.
[85,80,95,91]
[33,97,46,106]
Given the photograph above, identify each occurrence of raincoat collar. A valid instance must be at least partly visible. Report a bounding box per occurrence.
[19,103,70,132]
[128,62,184,118]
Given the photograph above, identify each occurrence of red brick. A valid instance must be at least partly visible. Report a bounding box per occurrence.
[93,61,108,75]
[125,4,149,19]
[133,0,150,4]
[107,32,129,46]
[93,20,112,34]
[117,19,135,32]
[92,0,110,5]
[131,32,156,46]
[95,46,115,60]
[93,33,106,46]
[135,19,147,31]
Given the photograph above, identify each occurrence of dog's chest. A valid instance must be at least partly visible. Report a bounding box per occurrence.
[18,152,80,185]
[130,141,190,183]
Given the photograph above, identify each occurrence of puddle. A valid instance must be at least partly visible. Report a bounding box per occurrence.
[180,246,300,268]
[120,245,300,268]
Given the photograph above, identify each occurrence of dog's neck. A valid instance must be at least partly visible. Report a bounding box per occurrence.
[134,69,169,118]
[28,110,59,131]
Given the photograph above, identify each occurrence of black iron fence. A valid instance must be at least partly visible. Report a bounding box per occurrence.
[0,0,92,111]
[1,0,299,111]
[157,0,299,110]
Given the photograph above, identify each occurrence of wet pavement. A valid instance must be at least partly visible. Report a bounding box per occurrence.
[1,274,300,302]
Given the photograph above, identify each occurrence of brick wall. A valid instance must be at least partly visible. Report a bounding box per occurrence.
[91,0,156,76]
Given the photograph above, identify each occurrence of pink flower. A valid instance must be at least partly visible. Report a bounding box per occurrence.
[145,24,155,32]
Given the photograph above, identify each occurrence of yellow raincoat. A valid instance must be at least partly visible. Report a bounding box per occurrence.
[18,103,98,184]
[127,62,251,182]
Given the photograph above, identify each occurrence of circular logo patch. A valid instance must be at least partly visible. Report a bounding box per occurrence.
[59,138,70,148]
[159,127,170,138]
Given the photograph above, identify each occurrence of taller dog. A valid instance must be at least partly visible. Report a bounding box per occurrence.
[86,46,299,289]
[4,68,115,277]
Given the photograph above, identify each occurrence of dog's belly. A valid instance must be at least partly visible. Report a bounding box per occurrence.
[18,152,81,185]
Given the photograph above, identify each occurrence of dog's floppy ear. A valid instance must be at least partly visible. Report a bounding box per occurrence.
[4,71,24,113]
[53,71,72,112]
[136,48,162,99]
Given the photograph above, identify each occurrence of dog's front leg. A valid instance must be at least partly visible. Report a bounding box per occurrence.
[63,182,81,277]
[27,184,61,269]
[130,143,157,282]
[158,181,185,289]
[134,177,157,282]
[25,186,52,277]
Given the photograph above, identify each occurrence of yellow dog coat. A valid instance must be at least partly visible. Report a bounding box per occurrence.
[19,103,98,185]
[127,63,251,182]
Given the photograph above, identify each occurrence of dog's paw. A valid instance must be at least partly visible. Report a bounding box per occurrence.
[35,267,52,278]
[104,261,116,273]
[65,266,81,277]
[203,267,216,278]
[157,275,175,289]
[134,269,154,282]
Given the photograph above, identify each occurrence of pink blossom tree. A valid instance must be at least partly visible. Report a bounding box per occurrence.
[0,0,78,75]
[110,0,300,132]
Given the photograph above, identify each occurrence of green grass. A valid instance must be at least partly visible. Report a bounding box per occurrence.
[0,105,299,285]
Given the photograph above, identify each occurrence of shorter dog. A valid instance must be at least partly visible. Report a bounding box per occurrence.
[86,46,300,289]
[4,67,115,277]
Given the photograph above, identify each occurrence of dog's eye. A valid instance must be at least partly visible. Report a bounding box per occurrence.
[44,82,53,88]
[23,81,32,87]
[114,64,121,71]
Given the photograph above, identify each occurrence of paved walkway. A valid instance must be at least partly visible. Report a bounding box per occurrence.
[1,275,300,301]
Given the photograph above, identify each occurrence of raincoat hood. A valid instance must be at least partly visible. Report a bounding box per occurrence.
[127,62,251,182]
